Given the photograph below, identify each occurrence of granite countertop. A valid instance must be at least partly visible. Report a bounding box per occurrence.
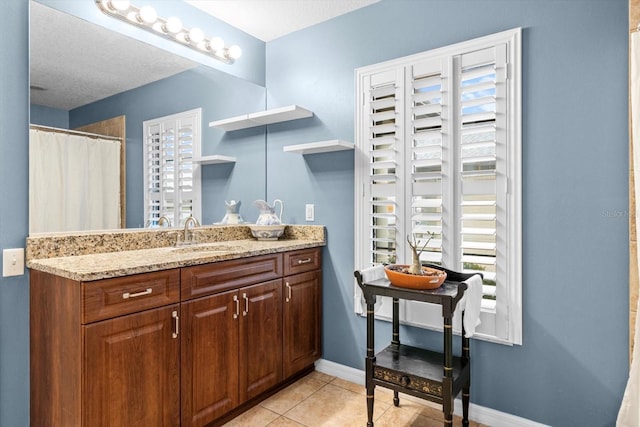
[26,225,325,282]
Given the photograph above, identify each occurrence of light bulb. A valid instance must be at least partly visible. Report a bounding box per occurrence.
[108,0,130,11]
[164,16,182,34]
[228,45,242,59]
[138,5,157,24]
[188,28,205,44]
[208,37,224,52]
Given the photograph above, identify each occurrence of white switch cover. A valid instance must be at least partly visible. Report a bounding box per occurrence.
[3,248,25,277]
[305,204,315,221]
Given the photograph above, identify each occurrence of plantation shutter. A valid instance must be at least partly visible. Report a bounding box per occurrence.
[145,122,163,226]
[355,29,521,343]
[456,45,509,338]
[407,57,450,266]
[144,109,201,227]
[365,69,404,266]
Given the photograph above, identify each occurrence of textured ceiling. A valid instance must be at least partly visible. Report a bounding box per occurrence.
[30,0,380,111]
[30,2,198,111]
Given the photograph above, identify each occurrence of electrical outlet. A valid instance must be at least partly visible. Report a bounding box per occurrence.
[305,204,315,221]
[3,248,25,277]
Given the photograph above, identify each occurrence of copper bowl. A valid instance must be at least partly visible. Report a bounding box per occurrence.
[384,265,447,290]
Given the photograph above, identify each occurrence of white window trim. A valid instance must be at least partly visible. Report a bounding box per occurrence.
[143,108,202,228]
[354,28,522,345]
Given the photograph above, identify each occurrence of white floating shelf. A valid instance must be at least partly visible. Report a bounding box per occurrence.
[283,140,354,155]
[209,105,313,131]
[196,155,236,164]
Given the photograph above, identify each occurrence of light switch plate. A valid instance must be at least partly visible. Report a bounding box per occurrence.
[305,204,315,221]
[3,248,25,277]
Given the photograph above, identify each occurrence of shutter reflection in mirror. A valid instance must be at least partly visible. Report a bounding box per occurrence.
[143,109,201,227]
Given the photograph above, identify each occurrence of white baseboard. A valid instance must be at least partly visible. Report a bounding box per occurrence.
[314,358,550,427]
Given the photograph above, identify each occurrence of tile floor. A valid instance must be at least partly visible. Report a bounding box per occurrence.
[223,371,487,427]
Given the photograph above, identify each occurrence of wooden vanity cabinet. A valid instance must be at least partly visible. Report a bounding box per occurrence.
[283,248,322,379]
[30,268,181,427]
[180,254,283,427]
[31,248,322,427]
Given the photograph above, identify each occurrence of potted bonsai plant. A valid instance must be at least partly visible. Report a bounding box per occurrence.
[384,233,447,289]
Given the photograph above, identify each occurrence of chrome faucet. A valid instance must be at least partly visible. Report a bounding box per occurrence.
[157,216,172,227]
[179,215,200,246]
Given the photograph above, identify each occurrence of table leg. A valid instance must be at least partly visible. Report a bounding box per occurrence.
[443,316,453,426]
[462,312,470,426]
[392,297,400,407]
[366,301,375,427]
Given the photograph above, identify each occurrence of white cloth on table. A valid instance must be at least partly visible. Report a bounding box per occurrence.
[455,274,483,338]
[354,265,386,314]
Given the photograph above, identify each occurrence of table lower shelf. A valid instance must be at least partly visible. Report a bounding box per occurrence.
[371,344,469,404]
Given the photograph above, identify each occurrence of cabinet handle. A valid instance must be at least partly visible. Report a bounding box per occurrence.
[297,258,312,265]
[286,282,292,303]
[172,311,179,339]
[242,293,248,316]
[233,295,239,319]
[122,288,152,299]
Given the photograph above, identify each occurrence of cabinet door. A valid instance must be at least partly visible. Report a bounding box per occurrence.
[83,304,180,427]
[283,270,322,378]
[181,290,240,427]
[239,279,283,402]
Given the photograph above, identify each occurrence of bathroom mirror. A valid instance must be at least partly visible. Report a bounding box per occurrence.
[29,0,267,234]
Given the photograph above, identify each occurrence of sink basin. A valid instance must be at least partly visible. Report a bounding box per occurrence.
[170,244,242,254]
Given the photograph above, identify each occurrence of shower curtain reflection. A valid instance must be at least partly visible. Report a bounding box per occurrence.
[29,127,121,233]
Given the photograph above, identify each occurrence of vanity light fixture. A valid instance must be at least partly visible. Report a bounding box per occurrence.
[95,0,242,64]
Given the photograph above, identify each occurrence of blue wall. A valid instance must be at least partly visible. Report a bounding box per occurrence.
[265,0,629,426]
[69,66,266,226]
[30,104,69,128]
[1,1,29,425]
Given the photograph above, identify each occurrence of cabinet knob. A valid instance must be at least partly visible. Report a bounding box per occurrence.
[400,375,410,387]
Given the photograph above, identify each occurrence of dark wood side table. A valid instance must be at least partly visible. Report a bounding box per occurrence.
[354,266,477,427]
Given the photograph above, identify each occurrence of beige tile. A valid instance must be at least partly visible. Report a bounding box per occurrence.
[307,370,335,383]
[330,377,395,403]
[260,376,328,415]
[284,383,389,427]
[223,405,280,427]
[267,416,305,426]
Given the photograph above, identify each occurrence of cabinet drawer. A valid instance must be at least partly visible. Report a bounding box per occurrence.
[284,248,322,276]
[181,253,282,300]
[82,269,180,323]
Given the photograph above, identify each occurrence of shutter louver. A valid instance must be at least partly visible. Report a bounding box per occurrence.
[409,60,446,265]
